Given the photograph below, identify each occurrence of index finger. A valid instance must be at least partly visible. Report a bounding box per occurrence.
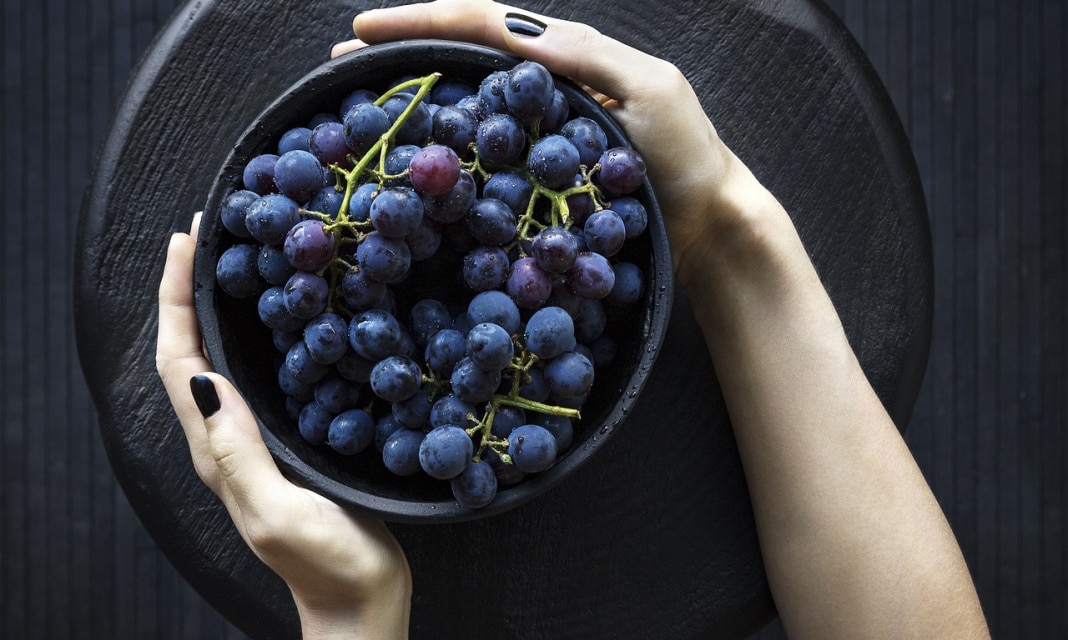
[352,0,673,105]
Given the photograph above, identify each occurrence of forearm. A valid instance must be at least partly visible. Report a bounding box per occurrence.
[679,154,988,638]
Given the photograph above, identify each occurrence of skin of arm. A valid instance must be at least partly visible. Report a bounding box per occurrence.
[341,1,990,637]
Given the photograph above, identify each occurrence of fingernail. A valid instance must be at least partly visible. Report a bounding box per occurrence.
[505,12,546,38]
[190,375,221,418]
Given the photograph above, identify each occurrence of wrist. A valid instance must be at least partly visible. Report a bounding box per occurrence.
[671,150,792,293]
[294,571,412,640]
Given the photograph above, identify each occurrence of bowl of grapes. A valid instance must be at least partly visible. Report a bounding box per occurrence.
[194,39,673,523]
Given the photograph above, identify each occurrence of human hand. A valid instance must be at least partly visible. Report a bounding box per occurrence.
[332,0,781,288]
[155,215,411,640]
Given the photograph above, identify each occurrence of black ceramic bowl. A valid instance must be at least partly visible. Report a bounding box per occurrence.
[194,40,673,523]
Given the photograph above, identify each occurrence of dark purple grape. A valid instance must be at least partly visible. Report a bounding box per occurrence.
[403,220,439,264]
[303,312,349,364]
[274,149,325,203]
[606,262,644,306]
[348,308,403,361]
[467,291,521,335]
[465,322,514,371]
[369,355,423,402]
[215,243,264,299]
[422,169,476,224]
[342,102,391,155]
[504,60,554,123]
[328,409,375,455]
[489,406,526,438]
[431,105,479,158]
[285,340,330,385]
[374,414,403,452]
[561,117,609,168]
[524,306,577,360]
[392,388,432,429]
[566,251,616,299]
[482,171,533,217]
[531,413,574,451]
[356,231,411,284]
[314,376,361,414]
[586,333,618,367]
[573,298,608,342]
[583,209,626,257]
[608,196,648,238]
[430,394,476,429]
[340,88,379,118]
[245,193,301,245]
[382,428,424,476]
[278,364,314,402]
[597,147,646,195]
[348,182,379,223]
[306,185,345,219]
[419,426,474,479]
[258,286,305,332]
[450,357,501,403]
[462,246,510,292]
[282,271,330,319]
[517,367,549,403]
[425,329,467,375]
[278,127,313,155]
[484,447,525,485]
[336,349,375,384]
[298,401,334,445]
[531,226,580,274]
[543,350,594,400]
[242,153,278,195]
[409,299,451,346]
[383,144,420,184]
[430,79,476,105]
[381,92,432,146]
[477,70,509,116]
[450,459,498,509]
[308,121,352,168]
[220,189,258,237]
[541,89,569,133]
[467,198,517,246]
[528,134,580,189]
[507,424,558,473]
[506,257,553,309]
[476,113,526,166]
[370,186,424,238]
[272,328,300,354]
[284,219,336,271]
[341,266,387,311]
[409,144,461,196]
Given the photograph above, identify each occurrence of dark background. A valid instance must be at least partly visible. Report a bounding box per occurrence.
[1,0,1064,638]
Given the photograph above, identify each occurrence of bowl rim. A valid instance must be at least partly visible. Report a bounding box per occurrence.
[193,39,674,523]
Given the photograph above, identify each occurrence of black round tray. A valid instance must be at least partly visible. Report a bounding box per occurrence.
[75,1,931,638]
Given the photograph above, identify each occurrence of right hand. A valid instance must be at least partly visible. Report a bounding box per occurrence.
[332,0,776,287]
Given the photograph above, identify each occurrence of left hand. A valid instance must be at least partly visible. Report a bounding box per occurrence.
[156,214,411,640]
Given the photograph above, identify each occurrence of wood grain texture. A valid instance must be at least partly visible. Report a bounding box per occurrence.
[1,0,1063,638]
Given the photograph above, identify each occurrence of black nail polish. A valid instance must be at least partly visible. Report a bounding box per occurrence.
[190,375,221,418]
[505,12,546,38]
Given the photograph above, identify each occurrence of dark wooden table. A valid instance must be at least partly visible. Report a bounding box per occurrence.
[75,0,931,638]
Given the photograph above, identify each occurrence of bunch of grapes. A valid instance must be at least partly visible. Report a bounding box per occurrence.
[212,59,651,510]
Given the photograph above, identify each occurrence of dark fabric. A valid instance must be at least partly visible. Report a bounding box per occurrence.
[1,0,1063,638]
